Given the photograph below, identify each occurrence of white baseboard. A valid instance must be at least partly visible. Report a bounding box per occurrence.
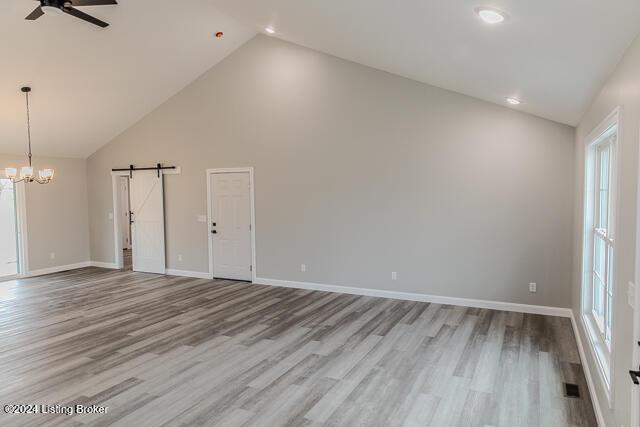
[570,312,606,427]
[23,261,92,278]
[165,269,212,279]
[90,261,119,269]
[253,277,572,317]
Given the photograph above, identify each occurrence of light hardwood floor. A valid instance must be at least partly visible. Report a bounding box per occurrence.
[0,267,597,426]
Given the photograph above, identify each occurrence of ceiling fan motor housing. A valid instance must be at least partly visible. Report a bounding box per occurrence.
[41,0,68,9]
[26,0,117,28]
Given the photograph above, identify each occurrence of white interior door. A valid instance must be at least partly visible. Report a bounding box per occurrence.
[130,171,166,274]
[120,177,131,250]
[210,172,252,281]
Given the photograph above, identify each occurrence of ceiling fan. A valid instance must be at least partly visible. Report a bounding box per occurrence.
[25,0,117,28]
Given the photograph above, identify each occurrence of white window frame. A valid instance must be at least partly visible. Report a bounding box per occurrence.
[581,107,621,406]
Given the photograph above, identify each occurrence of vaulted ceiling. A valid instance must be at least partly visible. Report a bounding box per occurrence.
[2,0,639,158]
[211,0,640,126]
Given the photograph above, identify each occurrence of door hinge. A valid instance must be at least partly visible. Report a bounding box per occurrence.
[249,224,252,231]
[250,265,253,271]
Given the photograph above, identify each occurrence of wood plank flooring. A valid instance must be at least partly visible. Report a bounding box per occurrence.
[0,267,597,426]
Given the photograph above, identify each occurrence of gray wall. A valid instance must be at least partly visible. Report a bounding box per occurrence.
[88,35,575,307]
[572,32,640,427]
[0,154,90,272]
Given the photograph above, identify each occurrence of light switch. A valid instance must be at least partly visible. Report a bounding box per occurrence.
[108,212,113,220]
[197,215,207,223]
[628,282,636,309]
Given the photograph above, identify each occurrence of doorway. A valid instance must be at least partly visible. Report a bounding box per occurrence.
[118,176,132,270]
[207,168,256,282]
[0,178,19,279]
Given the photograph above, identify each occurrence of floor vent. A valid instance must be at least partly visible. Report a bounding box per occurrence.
[564,383,581,398]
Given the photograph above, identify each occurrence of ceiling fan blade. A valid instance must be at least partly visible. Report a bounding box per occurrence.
[71,0,117,6]
[25,6,44,20]
[63,6,109,28]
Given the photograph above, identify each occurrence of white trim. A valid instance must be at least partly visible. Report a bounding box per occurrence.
[111,167,181,270]
[571,312,606,427]
[165,269,211,279]
[206,167,257,282]
[253,277,572,317]
[90,261,119,269]
[632,122,640,427]
[632,278,640,427]
[23,261,92,278]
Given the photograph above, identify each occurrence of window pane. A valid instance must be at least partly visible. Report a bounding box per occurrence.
[597,144,610,230]
[594,237,605,278]
[606,245,614,341]
[598,189,608,230]
[606,293,612,341]
[599,145,609,191]
[593,274,605,319]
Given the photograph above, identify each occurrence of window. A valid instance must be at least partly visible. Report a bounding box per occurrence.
[582,111,618,393]
[591,140,614,342]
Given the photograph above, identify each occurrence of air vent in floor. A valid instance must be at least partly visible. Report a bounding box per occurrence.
[564,383,580,398]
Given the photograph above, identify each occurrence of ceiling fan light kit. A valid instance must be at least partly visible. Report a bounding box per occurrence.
[4,87,55,185]
[26,0,118,28]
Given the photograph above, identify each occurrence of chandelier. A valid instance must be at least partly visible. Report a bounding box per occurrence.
[4,87,54,184]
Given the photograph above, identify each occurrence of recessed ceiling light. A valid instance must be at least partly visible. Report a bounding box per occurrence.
[265,26,276,35]
[476,7,506,24]
[506,97,521,105]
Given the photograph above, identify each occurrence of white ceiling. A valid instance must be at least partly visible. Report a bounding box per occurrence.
[0,0,255,158]
[2,1,639,159]
[211,0,640,126]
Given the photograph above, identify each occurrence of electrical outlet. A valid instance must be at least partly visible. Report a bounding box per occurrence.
[301,264,306,273]
[391,272,398,281]
[178,254,183,262]
[529,282,537,293]
[49,252,55,260]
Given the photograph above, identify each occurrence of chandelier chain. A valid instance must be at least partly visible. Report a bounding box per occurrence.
[25,90,33,167]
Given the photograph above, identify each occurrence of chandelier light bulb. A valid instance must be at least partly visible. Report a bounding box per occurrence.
[39,169,54,180]
[5,168,17,179]
[20,167,33,180]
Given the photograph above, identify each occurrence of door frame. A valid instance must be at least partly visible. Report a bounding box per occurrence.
[111,167,180,270]
[0,175,28,279]
[632,129,640,427]
[206,167,256,282]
